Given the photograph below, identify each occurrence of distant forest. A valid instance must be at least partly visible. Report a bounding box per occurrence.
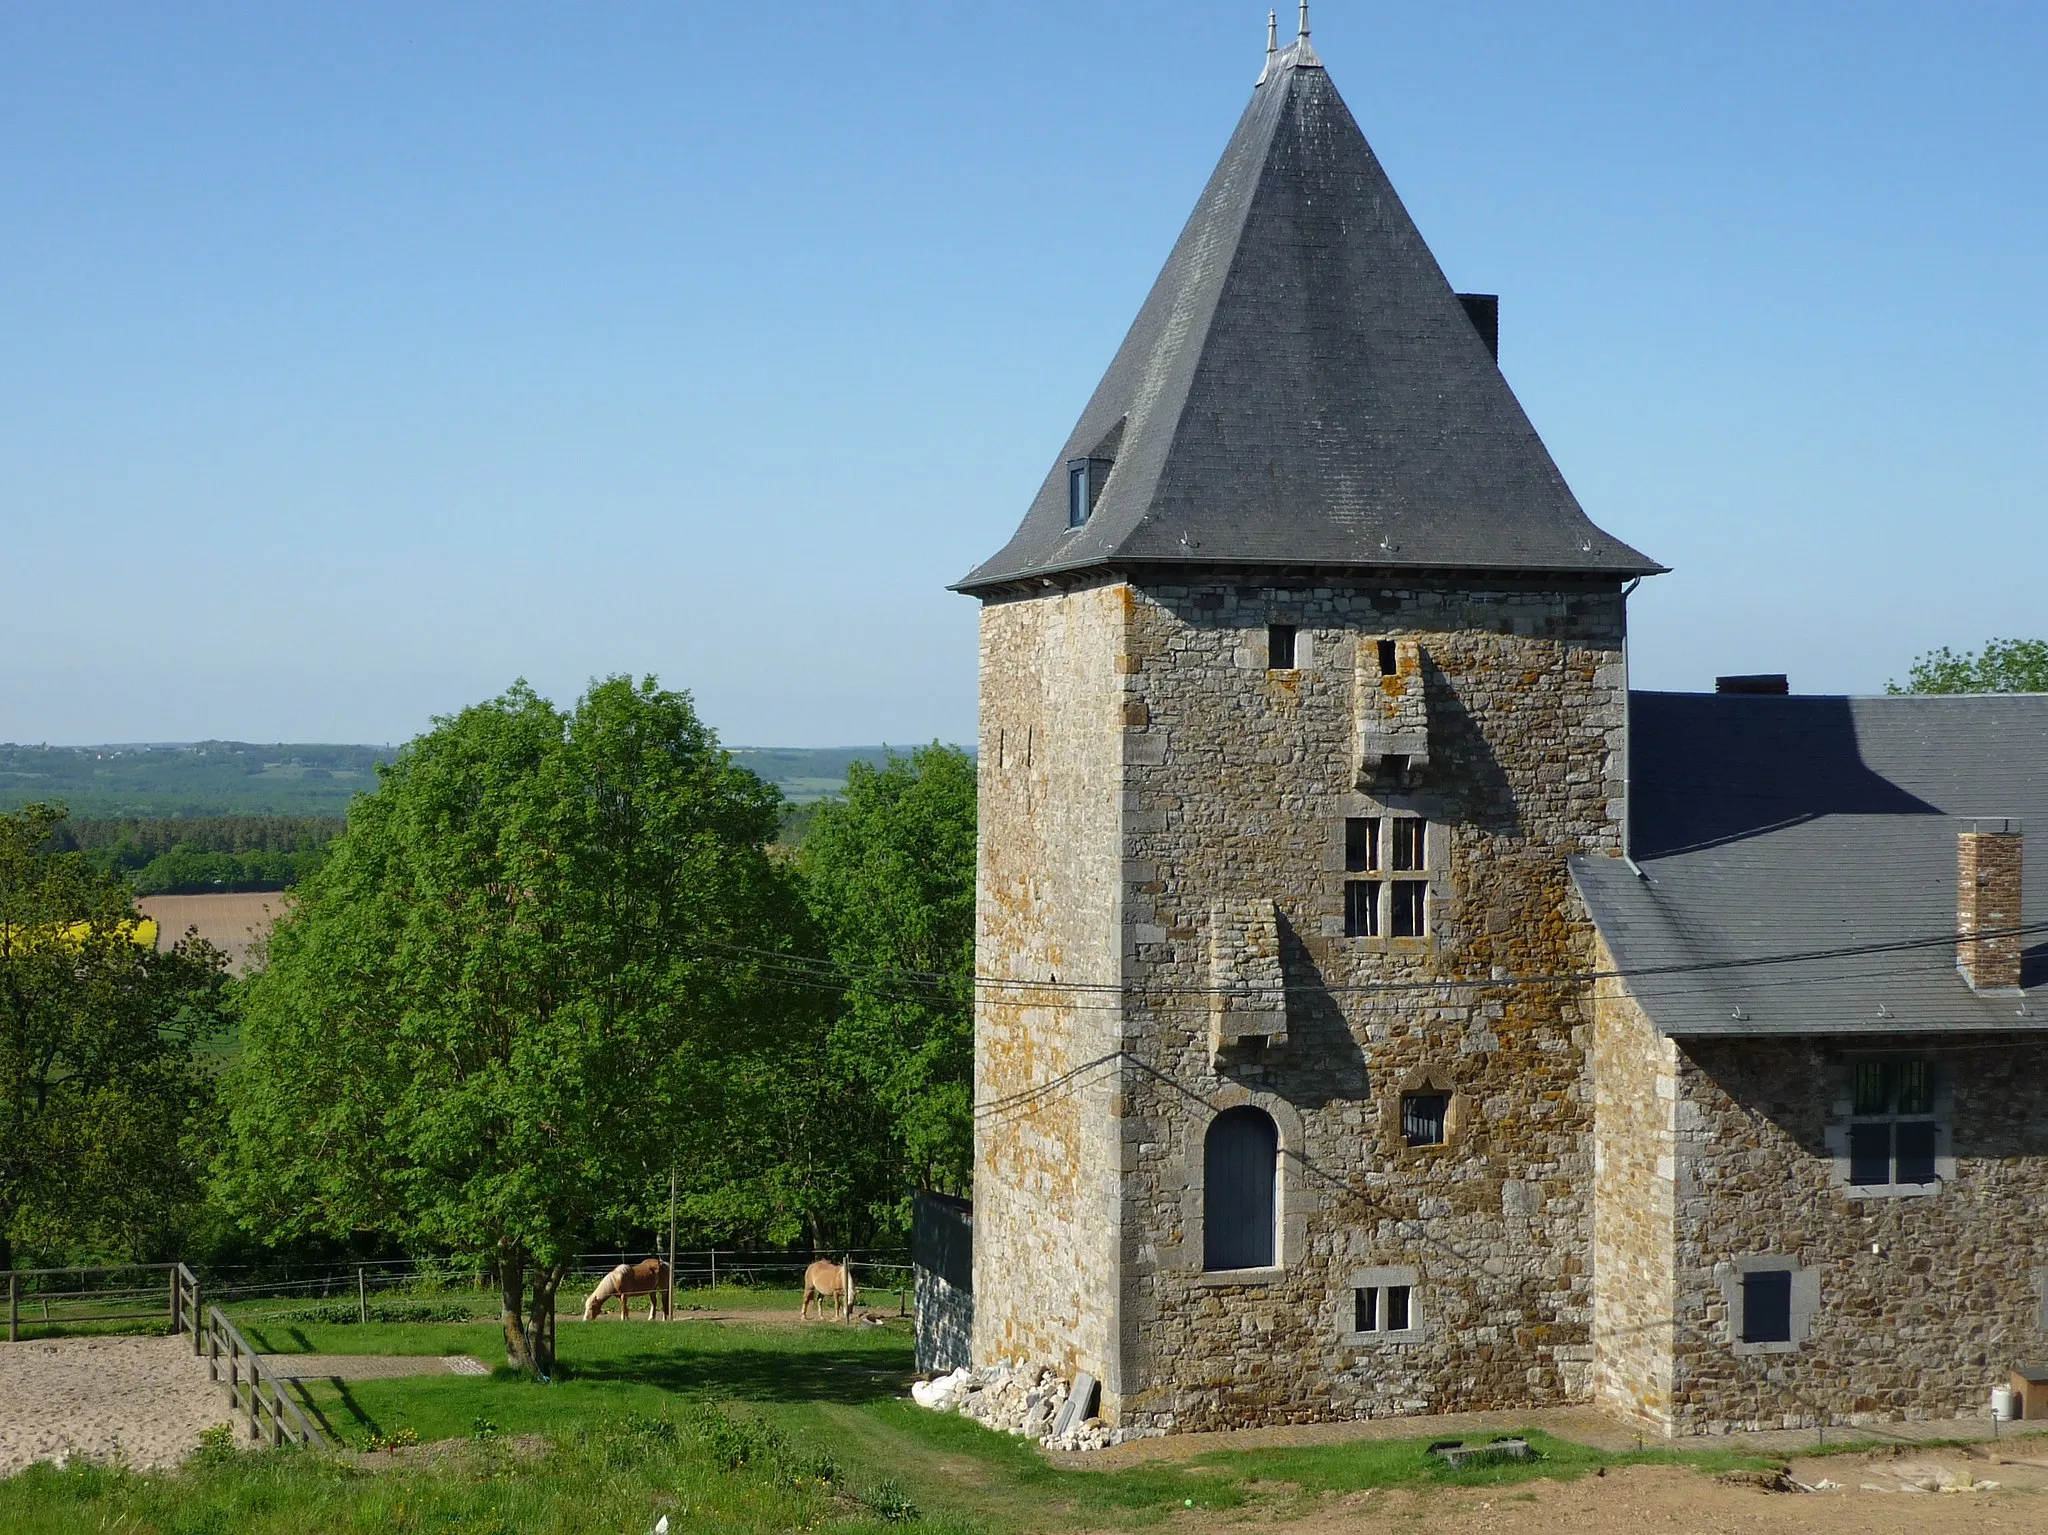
[0,742,911,819]
[45,816,345,895]
[7,745,933,890]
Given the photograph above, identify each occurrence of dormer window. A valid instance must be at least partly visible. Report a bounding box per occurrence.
[1068,462,1090,527]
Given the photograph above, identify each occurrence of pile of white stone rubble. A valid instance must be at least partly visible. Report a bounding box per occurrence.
[909,1361,1116,1452]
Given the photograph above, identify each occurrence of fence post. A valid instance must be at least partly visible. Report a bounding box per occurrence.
[192,1278,204,1356]
[710,1247,716,1296]
[358,1265,368,1325]
[7,1273,15,1343]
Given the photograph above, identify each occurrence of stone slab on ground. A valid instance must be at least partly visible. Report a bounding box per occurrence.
[0,1334,229,1475]
[259,1354,489,1380]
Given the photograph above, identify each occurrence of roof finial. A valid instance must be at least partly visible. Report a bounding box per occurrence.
[1298,0,1310,45]
[1257,9,1278,82]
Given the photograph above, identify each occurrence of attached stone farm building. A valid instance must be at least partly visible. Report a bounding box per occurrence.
[949,20,2047,1438]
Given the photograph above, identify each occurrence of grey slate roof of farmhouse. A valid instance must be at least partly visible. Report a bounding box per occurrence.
[1572,692,2048,1038]
[954,41,1662,595]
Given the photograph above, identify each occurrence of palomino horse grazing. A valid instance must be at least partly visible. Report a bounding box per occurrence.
[582,1258,672,1321]
[800,1258,856,1322]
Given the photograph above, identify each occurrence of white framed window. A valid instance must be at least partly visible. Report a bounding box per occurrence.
[1344,1266,1423,1344]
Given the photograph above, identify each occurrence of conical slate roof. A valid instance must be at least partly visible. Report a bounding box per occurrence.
[955,41,1662,594]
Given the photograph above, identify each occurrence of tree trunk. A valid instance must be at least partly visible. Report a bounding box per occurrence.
[527,1262,565,1379]
[500,1245,536,1375]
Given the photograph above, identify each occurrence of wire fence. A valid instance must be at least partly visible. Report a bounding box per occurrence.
[2,1250,914,1337]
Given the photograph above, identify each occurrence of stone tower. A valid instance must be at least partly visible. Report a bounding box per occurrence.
[954,25,1661,1432]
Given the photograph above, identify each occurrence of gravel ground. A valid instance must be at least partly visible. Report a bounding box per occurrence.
[0,1334,230,1475]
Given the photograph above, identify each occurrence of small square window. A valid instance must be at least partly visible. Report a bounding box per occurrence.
[1391,818,1425,871]
[1350,1278,1417,1337]
[1740,1269,1792,1344]
[1401,1093,1448,1147]
[1391,881,1426,938]
[1344,817,1380,873]
[1267,624,1297,669]
[1344,880,1379,938]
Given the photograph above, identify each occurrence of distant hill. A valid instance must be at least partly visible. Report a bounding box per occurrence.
[0,742,388,818]
[0,742,938,818]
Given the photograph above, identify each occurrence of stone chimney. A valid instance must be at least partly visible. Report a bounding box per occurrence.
[1957,820,2024,993]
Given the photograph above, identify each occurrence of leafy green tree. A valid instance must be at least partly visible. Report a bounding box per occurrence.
[0,805,228,1270]
[1889,638,2048,695]
[796,746,976,1234]
[219,679,812,1375]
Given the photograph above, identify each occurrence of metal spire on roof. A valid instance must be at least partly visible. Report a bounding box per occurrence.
[1257,9,1278,83]
[1292,0,1321,67]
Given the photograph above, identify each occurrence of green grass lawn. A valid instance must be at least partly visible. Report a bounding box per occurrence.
[1,1303,1793,1534]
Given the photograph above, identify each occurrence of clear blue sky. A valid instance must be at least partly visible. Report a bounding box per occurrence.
[3,2,2042,748]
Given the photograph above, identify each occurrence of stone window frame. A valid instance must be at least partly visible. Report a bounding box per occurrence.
[1181,1087,1307,1286]
[1342,1264,1425,1346]
[1381,1065,1470,1155]
[1323,794,1447,950]
[1716,1257,1819,1357]
[1822,1052,1955,1201]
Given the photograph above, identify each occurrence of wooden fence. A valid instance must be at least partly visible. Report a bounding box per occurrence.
[201,1302,327,1449]
[4,1261,202,1342]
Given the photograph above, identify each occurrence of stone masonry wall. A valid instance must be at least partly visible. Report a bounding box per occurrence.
[1667,1033,2048,1433]
[973,583,1128,1384]
[1106,577,1628,1431]
[1589,935,1678,1429]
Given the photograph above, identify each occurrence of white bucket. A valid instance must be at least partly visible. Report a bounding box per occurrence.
[1992,1385,2017,1422]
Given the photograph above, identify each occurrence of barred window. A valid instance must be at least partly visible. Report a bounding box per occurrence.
[1848,1059,1938,1189]
[1344,879,1379,938]
[1401,1093,1448,1147]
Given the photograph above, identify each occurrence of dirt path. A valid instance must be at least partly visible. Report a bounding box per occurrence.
[1226,1453,2047,1534]
[0,1335,229,1475]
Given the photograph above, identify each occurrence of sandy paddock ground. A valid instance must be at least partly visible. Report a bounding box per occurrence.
[0,1334,230,1475]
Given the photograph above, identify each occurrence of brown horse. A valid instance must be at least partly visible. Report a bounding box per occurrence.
[800,1258,856,1322]
[582,1258,672,1321]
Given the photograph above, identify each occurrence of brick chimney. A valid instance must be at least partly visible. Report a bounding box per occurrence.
[1957,820,2024,992]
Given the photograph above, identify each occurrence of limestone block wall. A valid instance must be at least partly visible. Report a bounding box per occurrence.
[972,582,1127,1383]
[1107,577,1628,1431]
[1667,1034,2048,1433]
[1589,943,1678,1428]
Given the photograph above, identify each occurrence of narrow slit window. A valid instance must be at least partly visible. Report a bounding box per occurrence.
[1401,1093,1448,1147]
[1384,1284,1412,1332]
[1345,817,1380,872]
[1377,639,1397,674]
[1391,818,1425,871]
[1267,624,1297,669]
[1740,1270,1792,1344]
[1344,879,1380,938]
